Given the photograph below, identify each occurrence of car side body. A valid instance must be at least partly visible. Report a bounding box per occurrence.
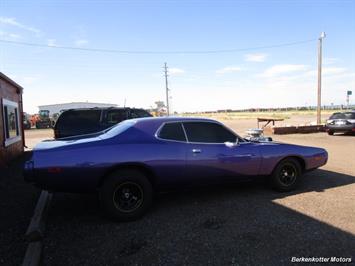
[24,117,328,193]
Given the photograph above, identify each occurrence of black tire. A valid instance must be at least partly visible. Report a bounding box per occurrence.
[270,158,302,192]
[99,169,153,221]
[328,131,334,135]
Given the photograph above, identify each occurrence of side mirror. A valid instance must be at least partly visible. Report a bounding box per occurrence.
[225,138,239,148]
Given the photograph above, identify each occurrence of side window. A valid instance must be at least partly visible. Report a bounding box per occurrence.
[183,122,236,143]
[158,122,186,142]
[59,110,101,128]
[106,109,127,124]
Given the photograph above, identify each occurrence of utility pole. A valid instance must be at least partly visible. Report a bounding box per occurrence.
[317,32,326,125]
[346,90,352,109]
[164,62,170,116]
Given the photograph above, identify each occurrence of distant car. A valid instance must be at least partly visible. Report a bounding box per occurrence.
[53,107,152,138]
[326,111,355,135]
[24,117,328,221]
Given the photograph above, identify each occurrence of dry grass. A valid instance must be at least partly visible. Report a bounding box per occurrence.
[180,109,345,121]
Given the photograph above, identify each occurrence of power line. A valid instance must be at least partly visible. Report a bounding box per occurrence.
[0,38,317,54]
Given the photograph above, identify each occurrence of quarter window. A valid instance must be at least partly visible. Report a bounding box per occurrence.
[158,123,186,142]
[183,122,236,143]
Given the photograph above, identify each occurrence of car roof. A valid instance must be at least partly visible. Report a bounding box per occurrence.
[115,116,222,139]
[61,107,147,112]
[131,116,219,124]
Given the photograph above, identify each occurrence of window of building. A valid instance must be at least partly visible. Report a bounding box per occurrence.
[2,99,21,146]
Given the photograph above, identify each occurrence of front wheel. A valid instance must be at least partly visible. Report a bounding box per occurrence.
[327,131,334,135]
[270,158,302,192]
[99,169,153,221]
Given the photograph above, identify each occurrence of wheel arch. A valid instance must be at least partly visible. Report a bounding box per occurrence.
[98,162,158,189]
[274,155,306,173]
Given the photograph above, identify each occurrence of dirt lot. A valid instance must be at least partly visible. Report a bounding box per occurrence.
[22,115,354,265]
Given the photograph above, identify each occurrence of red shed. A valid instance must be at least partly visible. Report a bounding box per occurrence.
[0,72,25,165]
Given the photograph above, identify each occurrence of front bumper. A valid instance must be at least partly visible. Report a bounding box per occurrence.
[307,150,328,170]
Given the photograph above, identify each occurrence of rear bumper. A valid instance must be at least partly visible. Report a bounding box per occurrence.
[326,124,355,133]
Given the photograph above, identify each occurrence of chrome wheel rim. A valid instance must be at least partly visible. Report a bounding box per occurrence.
[113,182,143,213]
[279,164,297,186]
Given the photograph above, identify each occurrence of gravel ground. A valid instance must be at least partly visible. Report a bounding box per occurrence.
[22,117,355,265]
[0,152,40,266]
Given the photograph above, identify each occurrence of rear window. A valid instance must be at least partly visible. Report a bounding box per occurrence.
[344,112,355,119]
[158,122,186,142]
[330,112,355,119]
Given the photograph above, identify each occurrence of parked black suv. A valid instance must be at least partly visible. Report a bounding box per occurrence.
[54,107,152,139]
[326,111,355,135]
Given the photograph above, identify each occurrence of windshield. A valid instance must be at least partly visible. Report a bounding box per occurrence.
[100,120,136,139]
[39,110,49,116]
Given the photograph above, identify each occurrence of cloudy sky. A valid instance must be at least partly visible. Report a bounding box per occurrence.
[0,0,354,113]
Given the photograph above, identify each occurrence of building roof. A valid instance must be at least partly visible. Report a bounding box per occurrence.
[0,72,24,92]
[38,102,117,108]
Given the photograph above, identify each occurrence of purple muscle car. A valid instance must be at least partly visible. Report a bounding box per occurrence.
[24,117,328,221]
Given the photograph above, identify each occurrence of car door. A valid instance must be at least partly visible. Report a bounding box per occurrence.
[153,121,189,187]
[183,121,261,183]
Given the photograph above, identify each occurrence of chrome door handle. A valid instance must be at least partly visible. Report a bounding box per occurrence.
[192,149,202,153]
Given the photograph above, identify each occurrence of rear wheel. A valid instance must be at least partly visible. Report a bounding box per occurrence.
[99,169,153,221]
[327,131,334,135]
[270,158,302,192]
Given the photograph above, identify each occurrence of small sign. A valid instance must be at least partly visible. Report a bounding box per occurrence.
[347,90,352,95]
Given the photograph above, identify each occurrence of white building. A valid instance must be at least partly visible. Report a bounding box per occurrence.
[38,102,118,115]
